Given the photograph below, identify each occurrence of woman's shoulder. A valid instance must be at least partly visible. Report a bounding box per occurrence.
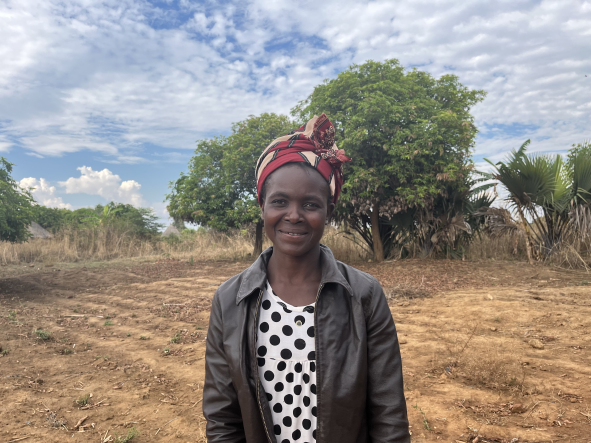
[212,263,266,309]
[214,270,247,304]
[335,260,382,296]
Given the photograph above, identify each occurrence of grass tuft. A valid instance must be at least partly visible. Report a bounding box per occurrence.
[75,394,90,406]
[114,427,139,442]
[170,332,182,344]
[34,329,51,340]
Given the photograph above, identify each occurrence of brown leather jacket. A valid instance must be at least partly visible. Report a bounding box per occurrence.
[203,246,410,443]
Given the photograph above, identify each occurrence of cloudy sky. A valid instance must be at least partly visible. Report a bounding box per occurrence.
[2,0,590,223]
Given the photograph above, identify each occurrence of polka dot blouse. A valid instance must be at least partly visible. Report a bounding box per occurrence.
[257,282,317,442]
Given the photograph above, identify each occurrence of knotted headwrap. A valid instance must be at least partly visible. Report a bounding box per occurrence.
[256,113,351,206]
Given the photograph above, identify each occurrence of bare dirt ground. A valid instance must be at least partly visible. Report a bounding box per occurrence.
[1,257,590,443]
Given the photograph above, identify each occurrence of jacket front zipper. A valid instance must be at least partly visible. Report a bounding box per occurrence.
[314,283,324,443]
[253,288,273,443]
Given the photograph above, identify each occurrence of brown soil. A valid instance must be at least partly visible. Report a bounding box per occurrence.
[0,258,590,442]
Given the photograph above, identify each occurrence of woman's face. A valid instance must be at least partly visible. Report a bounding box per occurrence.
[261,164,334,258]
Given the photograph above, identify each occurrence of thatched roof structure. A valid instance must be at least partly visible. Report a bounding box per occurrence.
[162,225,180,237]
[28,222,52,239]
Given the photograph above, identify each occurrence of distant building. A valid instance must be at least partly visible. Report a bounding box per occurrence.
[162,225,181,237]
[28,222,53,239]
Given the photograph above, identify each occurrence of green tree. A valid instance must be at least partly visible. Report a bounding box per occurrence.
[485,140,591,263]
[0,157,34,242]
[293,59,486,261]
[95,202,163,236]
[32,202,163,236]
[32,206,71,232]
[166,113,294,256]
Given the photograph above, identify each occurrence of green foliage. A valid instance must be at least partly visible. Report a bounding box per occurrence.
[292,59,486,258]
[0,157,34,242]
[567,140,591,170]
[75,394,90,406]
[34,329,51,340]
[486,140,591,256]
[170,332,182,344]
[95,202,163,236]
[114,427,139,443]
[31,201,163,236]
[32,206,72,232]
[167,113,294,228]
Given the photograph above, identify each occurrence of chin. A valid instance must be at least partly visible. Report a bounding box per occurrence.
[273,241,316,257]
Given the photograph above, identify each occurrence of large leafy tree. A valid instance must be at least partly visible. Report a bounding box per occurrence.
[166,113,294,256]
[0,157,34,242]
[293,59,486,261]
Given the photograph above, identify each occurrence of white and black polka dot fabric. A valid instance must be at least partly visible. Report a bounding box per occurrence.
[257,282,317,442]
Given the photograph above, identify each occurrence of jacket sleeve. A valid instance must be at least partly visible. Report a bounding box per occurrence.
[366,279,411,443]
[203,291,246,443]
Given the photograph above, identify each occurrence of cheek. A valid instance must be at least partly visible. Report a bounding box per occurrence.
[309,213,327,230]
[262,208,280,229]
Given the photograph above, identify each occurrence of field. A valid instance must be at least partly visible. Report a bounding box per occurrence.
[1,257,590,443]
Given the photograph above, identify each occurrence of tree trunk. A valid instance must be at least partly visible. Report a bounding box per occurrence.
[370,202,384,262]
[515,199,534,265]
[253,220,264,257]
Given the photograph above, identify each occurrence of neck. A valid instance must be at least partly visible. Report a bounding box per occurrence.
[267,244,322,285]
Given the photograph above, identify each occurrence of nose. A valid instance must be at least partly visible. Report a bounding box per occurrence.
[284,203,302,223]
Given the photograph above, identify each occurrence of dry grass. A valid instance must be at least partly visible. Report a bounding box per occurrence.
[465,234,526,261]
[0,226,253,265]
[0,225,370,266]
[432,324,526,392]
[9,221,589,270]
[462,347,525,391]
[384,283,431,300]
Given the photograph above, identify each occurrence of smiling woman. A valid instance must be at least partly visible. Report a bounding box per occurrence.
[203,114,410,443]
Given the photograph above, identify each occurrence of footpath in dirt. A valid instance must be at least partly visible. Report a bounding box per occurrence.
[0,258,590,442]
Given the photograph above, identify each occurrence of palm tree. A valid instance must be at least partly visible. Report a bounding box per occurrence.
[485,140,591,263]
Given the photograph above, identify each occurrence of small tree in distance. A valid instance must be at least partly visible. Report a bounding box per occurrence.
[166,113,294,256]
[0,157,34,242]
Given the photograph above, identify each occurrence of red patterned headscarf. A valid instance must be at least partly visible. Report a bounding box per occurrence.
[256,113,351,206]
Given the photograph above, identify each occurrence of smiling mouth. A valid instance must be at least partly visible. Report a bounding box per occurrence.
[279,230,307,237]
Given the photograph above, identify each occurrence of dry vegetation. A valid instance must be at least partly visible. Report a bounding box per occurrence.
[0,226,369,266]
[1,232,591,442]
[2,221,587,271]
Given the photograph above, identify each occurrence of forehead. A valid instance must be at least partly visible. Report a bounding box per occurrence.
[266,163,329,196]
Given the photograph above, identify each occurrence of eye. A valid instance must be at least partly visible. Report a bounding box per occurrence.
[303,202,320,209]
[271,199,287,205]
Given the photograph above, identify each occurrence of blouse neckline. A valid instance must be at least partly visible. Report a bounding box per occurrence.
[266,281,316,312]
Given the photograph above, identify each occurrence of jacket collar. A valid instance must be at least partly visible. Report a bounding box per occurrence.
[236,244,353,305]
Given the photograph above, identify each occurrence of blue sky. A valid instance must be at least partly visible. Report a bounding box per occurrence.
[1,0,590,225]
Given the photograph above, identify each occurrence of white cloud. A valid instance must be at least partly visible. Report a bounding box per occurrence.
[0,134,11,152]
[19,177,72,209]
[59,166,144,206]
[0,0,589,176]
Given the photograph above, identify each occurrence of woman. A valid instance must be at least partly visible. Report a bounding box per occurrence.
[203,114,410,443]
